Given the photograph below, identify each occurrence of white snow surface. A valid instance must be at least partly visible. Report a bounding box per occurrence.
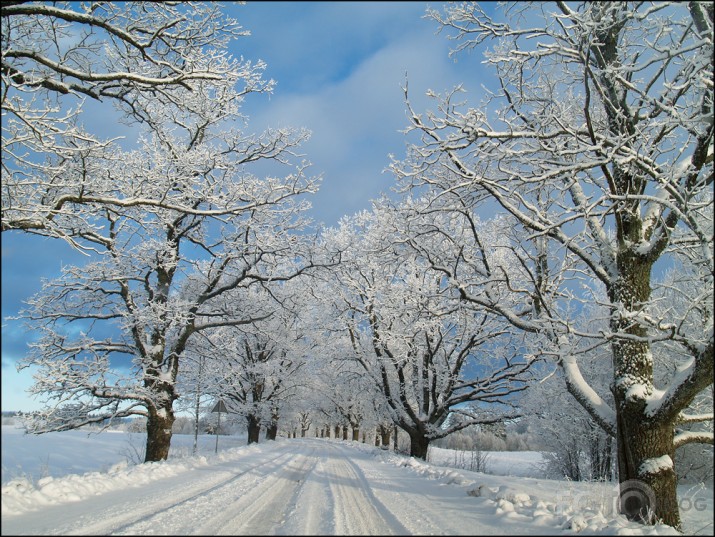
[1,426,712,535]
[639,455,674,477]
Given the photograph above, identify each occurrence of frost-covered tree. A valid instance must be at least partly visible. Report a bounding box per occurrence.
[525,364,615,482]
[320,200,534,460]
[203,284,311,444]
[15,63,320,461]
[176,345,224,455]
[391,2,713,527]
[282,383,318,438]
[315,361,376,443]
[17,190,317,460]
[2,2,272,246]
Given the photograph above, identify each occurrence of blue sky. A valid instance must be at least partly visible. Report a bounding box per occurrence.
[1,1,495,412]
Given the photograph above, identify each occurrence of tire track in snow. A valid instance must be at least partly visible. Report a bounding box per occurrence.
[344,444,509,535]
[196,446,320,535]
[275,445,335,535]
[326,443,411,535]
[66,446,298,536]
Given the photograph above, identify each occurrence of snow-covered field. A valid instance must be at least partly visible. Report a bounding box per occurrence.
[1,425,712,535]
[428,446,547,478]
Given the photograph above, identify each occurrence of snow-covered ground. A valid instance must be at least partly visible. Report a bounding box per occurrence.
[428,446,547,478]
[1,426,712,535]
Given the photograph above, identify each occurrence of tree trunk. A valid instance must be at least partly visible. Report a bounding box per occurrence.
[565,438,582,481]
[381,425,391,448]
[342,425,348,440]
[334,425,340,438]
[610,249,680,529]
[615,413,679,527]
[266,409,279,440]
[145,403,175,462]
[408,431,430,460]
[590,431,612,482]
[192,358,203,456]
[352,427,360,442]
[247,414,261,444]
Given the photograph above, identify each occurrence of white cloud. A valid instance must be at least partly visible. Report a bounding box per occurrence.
[246,17,488,226]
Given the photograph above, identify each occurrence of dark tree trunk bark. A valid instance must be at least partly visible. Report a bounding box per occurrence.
[342,425,348,440]
[352,427,360,442]
[265,409,279,440]
[380,426,391,448]
[609,249,680,528]
[615,414,679,527]
[247,414,261,444]
[142,352,178,462]
[145,403,175,462]
[408,431,430,460]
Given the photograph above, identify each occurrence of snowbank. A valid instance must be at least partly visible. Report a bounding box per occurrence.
[349,441,691,536]
[2,447,265,516]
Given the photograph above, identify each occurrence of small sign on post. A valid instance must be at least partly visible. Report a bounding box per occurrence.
[211,400,228,453]
[211,400,228,414]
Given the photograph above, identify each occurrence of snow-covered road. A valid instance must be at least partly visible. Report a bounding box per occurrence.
[2,438,569,536]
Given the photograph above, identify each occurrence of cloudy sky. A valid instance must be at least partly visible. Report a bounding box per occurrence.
[1,1,496,412]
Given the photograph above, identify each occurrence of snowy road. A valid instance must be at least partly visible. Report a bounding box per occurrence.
[2,438,566,536]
